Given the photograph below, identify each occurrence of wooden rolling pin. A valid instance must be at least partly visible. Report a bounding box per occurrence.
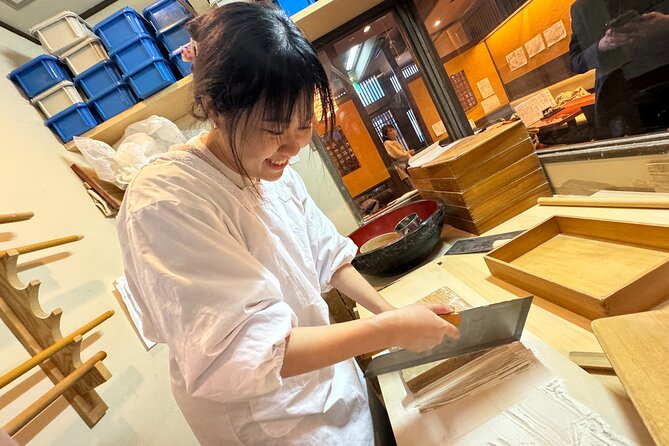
[538,195,669,209]
[362,312,462,359]
[0,212,33,224]
[0,235,83,257]
[0,310,114,390]
[3,351,107,436]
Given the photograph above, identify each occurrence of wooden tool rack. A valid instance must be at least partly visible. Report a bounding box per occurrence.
[0,212,113,437]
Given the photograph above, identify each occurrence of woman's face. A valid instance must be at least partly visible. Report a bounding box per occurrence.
[388,128,398,139]
[213,105,314,182]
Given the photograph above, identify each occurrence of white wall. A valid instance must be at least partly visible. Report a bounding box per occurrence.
[291,145,359,235]
[0,28,197,445]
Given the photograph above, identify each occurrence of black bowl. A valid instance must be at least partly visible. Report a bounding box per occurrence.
[348,199,445,276]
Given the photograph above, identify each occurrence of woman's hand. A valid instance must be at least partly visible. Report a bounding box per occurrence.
[376,303,460,352]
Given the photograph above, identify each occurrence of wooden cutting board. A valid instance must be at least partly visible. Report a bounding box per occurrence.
[592,309,669,445]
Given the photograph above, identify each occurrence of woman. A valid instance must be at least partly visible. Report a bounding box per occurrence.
[381,125,415,162]
[116,4,458,445]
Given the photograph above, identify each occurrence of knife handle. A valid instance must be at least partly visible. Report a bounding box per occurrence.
[439,312,462,327]
[361,312,461,360]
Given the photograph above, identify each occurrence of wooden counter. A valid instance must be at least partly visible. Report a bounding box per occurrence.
[359,203,669,445]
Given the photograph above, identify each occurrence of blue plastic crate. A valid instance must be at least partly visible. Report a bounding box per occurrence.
[111,33,164,75]
[88,81,137,121]
[93,7,152,52]
[8,55,71,99]
[73,60,122,99]
[274,0,314,16]
[156,19,190,53]
[45,102,98,142]
[124,56,176,99]
[169,48,191,77]
[143,0,193,34]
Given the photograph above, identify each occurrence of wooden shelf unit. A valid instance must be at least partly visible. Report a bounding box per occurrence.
[64,0,385,151]
[64,75,194,151]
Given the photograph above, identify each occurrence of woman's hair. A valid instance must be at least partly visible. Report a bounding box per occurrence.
[381,124,396,141]
[187,3,335,178]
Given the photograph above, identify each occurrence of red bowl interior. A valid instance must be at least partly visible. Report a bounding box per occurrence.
[348,200,440,254]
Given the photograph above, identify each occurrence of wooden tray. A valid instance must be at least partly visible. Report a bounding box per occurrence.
[592,309,669,446]
[485,216,669,319]
[408,121,531,180]
[410,141,536,192]
[421,168,547,221]
[414,154,541,206]
[442,183,552,235]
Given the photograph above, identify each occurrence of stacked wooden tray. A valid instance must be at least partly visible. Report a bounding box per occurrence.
[485,215,669,319]
[408,121,551,234]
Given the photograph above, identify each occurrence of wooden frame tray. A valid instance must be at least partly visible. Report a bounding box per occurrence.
[408,121,531,180]
[415,153,541,207]
[485,216,669,319]
[422,168,547,221]
[410,141,535,191]
[442,183,551,235]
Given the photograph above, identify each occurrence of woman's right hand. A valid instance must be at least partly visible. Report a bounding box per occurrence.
[378,303,460,352]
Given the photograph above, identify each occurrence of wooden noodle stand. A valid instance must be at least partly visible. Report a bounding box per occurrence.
[0,212,113,437]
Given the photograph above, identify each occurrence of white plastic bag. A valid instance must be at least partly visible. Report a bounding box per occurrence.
[73,115,187,189]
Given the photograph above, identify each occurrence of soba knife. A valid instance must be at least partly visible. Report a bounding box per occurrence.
[363,296,533,378]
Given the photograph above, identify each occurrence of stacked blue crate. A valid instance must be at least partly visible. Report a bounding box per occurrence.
[143,0,193,77]
[45,103,99,143]
[8,55,99,142]
[94,7,176,99]
[273,0,314,16]
[73,60,138,121]
[8,55,71,99]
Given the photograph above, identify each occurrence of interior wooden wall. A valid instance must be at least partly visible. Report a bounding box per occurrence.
[444,42,510,121]
[484,0,574,84]
[330,100,390,197]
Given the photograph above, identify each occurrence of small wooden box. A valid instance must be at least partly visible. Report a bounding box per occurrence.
[414,153,541,206]
[485,216,669,319]
[420,168,547,220]
[441,183,551,235]
[408,121,531,180]
[410,141,536,193]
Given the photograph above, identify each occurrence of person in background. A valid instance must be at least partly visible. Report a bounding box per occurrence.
[116,4,458,445]
[381,124,415,184]
[569,0,669,138]
[381,125,414,162]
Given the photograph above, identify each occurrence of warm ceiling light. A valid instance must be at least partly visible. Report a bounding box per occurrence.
[434,20,441,27]
[363,25,371,33]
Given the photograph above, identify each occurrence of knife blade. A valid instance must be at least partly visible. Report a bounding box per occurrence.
[363,296,533,378]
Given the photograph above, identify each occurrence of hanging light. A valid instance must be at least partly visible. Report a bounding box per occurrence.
[346,44,360,71]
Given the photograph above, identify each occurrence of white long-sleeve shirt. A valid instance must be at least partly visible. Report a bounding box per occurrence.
[116,135,373,445]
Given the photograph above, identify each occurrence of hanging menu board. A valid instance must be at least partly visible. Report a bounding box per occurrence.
[322,126,361,177]
[450,70,477,111]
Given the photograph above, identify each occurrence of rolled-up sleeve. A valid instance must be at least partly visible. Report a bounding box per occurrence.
[119,198,297,403]
[288,170,357,292]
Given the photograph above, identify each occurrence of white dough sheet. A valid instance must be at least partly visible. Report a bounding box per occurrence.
[454,378,634,446]
[396,341,635,445]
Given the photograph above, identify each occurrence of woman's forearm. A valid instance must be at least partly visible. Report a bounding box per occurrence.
[280,315,392,377]
[280,301,459,378]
